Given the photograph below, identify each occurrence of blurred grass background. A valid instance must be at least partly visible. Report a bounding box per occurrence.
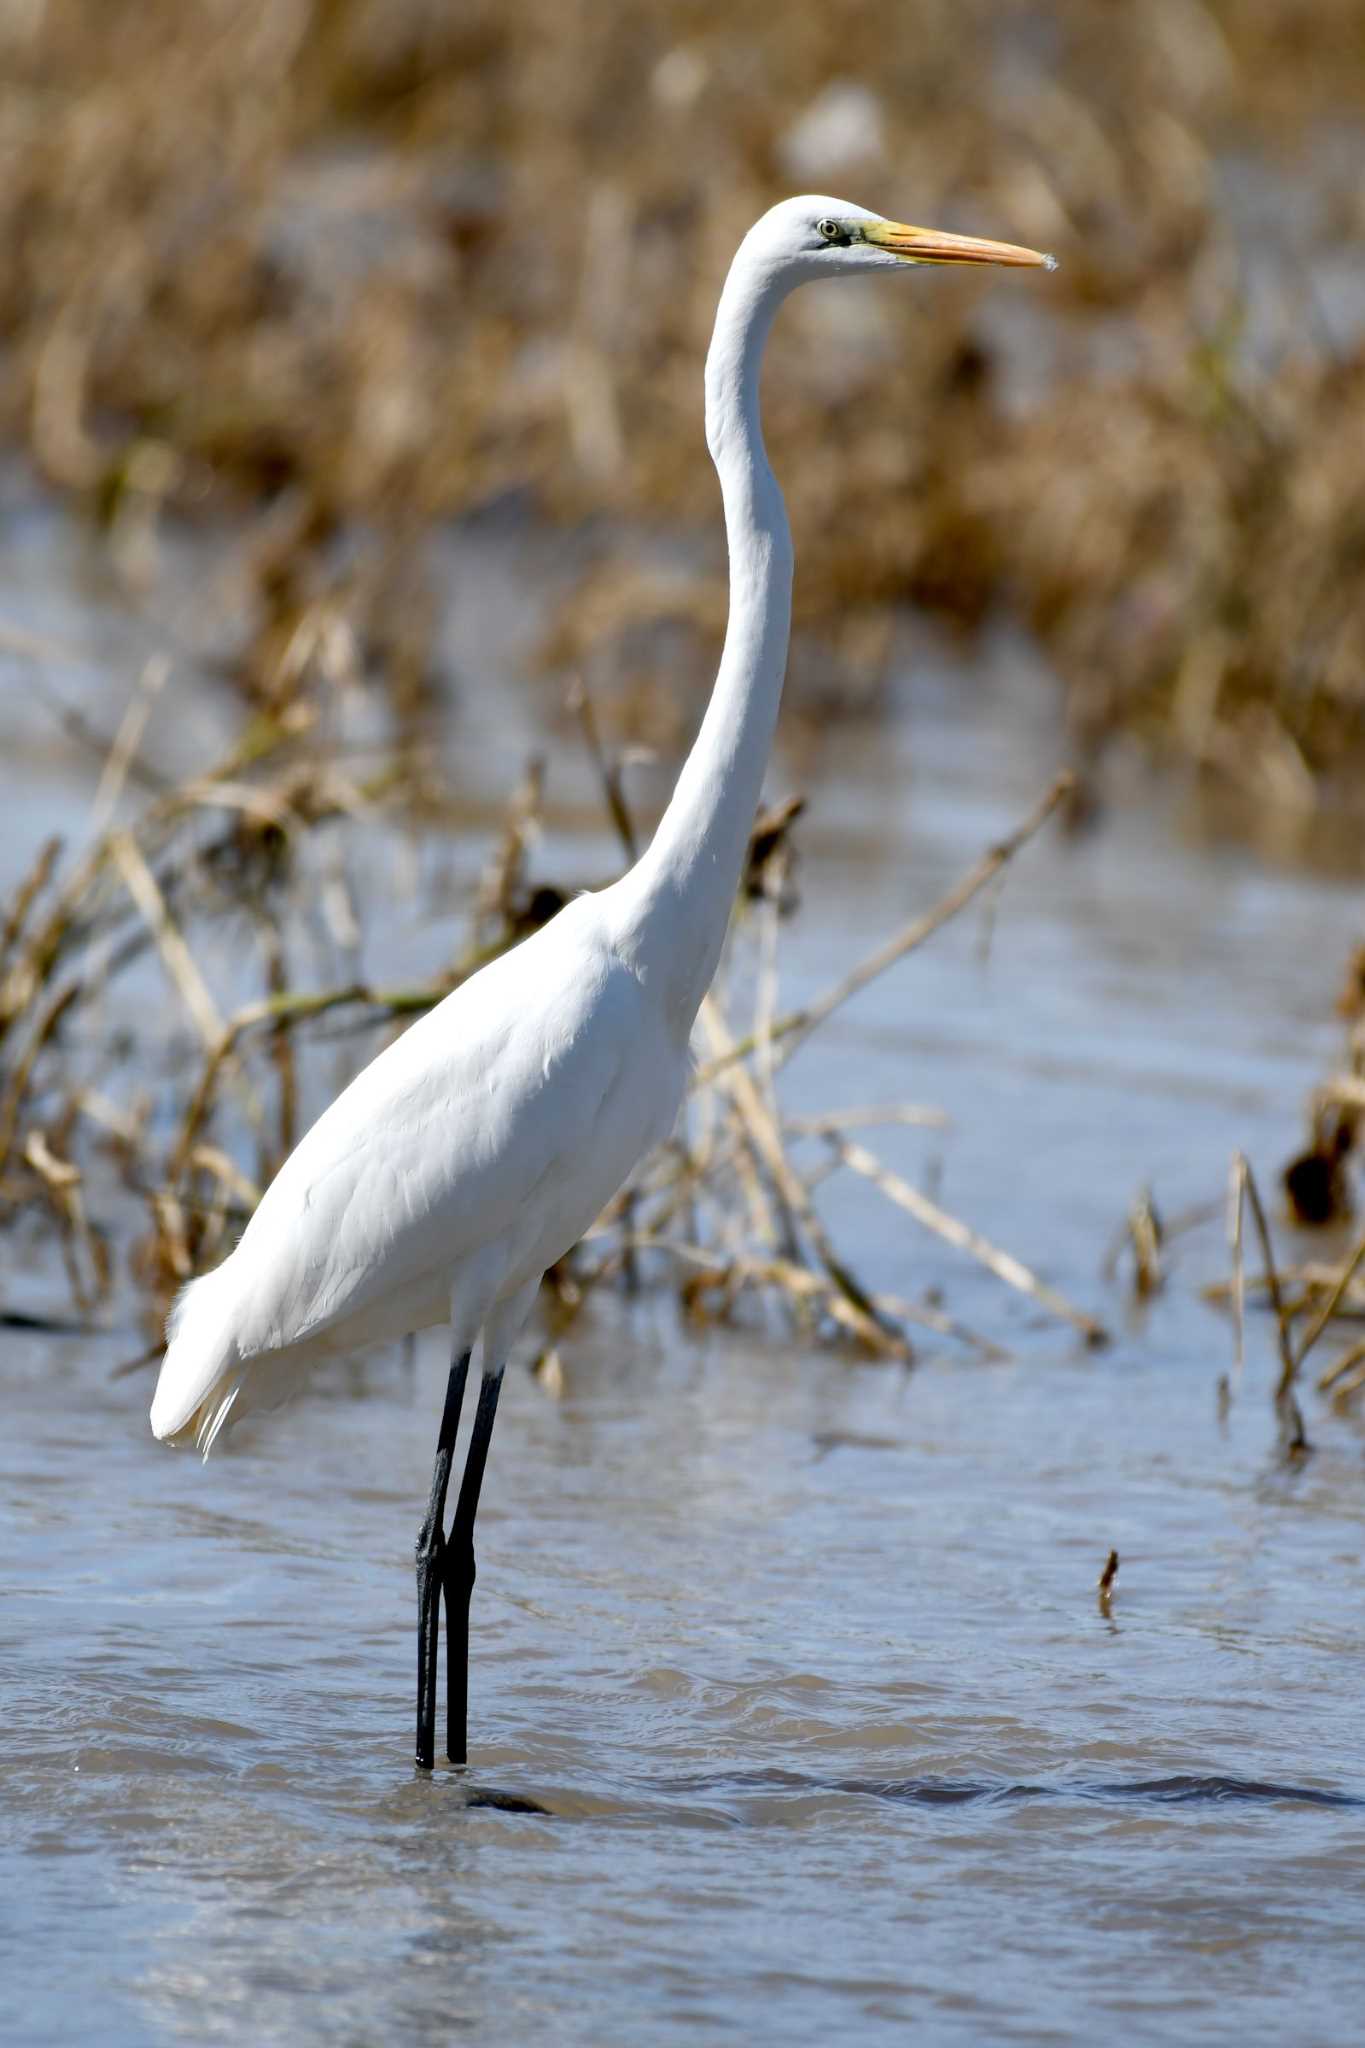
[3,0,1365,840]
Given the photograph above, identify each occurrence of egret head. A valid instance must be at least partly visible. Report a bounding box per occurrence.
[744,195,1056,286]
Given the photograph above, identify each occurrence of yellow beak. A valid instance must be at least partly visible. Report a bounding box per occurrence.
[863,220,1056,270]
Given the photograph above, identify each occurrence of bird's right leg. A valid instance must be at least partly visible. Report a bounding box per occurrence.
[442,1363,505,1768]
[415,1349,471,1770]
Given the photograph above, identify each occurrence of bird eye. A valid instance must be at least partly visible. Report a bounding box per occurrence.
[817,219,841,241]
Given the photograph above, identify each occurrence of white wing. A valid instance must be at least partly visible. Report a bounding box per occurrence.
[151,895,679,1444]
[231,898,639,1356]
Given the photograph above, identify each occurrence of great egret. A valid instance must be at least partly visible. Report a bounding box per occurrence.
[150,197,1053,1769]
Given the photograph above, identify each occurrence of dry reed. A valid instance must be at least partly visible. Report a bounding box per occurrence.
[0,606,1092,1372]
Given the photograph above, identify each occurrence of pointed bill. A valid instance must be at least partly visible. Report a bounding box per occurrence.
[863,220,1056,270]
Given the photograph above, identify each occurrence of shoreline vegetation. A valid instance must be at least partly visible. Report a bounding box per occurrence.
[0,645,1102,1363]
[0,0,1361,1424]
[1,647,1361,1442]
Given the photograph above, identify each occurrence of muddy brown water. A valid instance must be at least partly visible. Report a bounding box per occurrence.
[2,500,1365,2046]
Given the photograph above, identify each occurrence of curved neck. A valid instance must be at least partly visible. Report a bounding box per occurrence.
[616,251,794,1025]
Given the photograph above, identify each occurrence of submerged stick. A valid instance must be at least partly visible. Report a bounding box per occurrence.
[629,1233,911,1360]
[1293,1224,1365,1375]
[1097,1548,1119,1616]
[699,998,903,1348]
[833,1138,1109,1347]
[1319,1338,1365,1398]
[1226,1153,1247,1388]
[1229,1153,1298,1396]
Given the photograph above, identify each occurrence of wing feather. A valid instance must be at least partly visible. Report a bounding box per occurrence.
[230,903,633,1358]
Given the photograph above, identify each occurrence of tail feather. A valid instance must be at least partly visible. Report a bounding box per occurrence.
[150,1260,242,1454]
[195,1379,241,1457]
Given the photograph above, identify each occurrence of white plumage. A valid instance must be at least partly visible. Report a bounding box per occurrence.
[151,892,686,1449]
[148,196,1051,1766]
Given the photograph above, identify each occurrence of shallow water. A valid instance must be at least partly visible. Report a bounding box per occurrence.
[3,509,1365,2046]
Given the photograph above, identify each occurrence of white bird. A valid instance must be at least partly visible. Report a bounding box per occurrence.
[150,197,1053,1769]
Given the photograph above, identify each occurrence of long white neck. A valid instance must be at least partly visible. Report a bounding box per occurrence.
[614,248,794,1027]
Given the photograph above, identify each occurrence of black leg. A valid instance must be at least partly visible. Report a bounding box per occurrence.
[415,1350,471,1771]
[442,1366,506,1767]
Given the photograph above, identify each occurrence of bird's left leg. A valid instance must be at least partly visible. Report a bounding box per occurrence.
[441,1363,505,1767]
[415,1350,471,1771]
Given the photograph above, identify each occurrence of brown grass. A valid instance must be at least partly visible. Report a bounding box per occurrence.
[0,630,1091,1364]
[2,0,1364,838]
